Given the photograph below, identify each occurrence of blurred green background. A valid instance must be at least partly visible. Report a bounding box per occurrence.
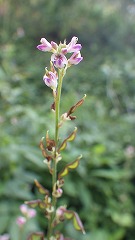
[1,0,135,239]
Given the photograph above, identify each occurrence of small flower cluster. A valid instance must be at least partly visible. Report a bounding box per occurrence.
[16,204,36,228]
[0,234,10,240]
[37,36,83,90]
[125,145,135,158]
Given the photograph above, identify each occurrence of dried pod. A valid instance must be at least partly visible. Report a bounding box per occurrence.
[34,179,50,196]
[46,131,55,151]
[64,210,85,234]
[67,94,86,117]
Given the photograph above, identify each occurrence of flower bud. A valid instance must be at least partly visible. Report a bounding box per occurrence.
[52,188,63,198]
[56,206,66,220]
[43,70,58,89]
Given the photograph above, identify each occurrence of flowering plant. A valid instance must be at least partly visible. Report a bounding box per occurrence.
[24,36,86,240]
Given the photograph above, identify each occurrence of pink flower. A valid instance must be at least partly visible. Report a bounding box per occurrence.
[37,36,83,70]
[68,51,83,65]
[56,188,63,197]
[66,36,82,53]
[0,234,10,240]
[51,41,58,51]
[56,206,66,218]
[20,204,28,214]
[51,53,68,68]
[43,71,58,89]
[37,38,52,52]
[27,209,36,218]
[125,145,135,158]
[19,204,36,218]
[16,216,26,227]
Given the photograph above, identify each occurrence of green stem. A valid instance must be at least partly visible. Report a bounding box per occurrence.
[47,69,64,240]
[19,227,23,240]
[53,69,63,187]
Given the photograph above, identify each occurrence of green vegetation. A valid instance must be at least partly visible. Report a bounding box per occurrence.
[0,0,135,239]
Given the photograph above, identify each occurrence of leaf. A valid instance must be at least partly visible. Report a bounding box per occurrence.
[58,127,77,152]
[58,155,82,179]
[91,169,132,180]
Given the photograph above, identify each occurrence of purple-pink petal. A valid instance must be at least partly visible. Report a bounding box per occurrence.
[0,234,10,240]
[37,38,52,52]
[20,204,28,214]
[66,36,82,53]
[68,52,83,65]
[61,48,68,54]
[51,53,68,68]
[16,216,26,227]
[71,44,82,52]
[36,44,47,51]
[27,209,36,218]
[51,41,58,50]
[43,71,58,89]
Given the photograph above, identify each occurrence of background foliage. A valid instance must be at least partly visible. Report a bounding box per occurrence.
[1,0,135,239]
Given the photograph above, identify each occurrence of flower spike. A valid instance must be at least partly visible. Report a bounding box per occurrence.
[33,36,85,239]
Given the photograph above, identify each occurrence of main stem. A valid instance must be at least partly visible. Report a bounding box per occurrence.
[47,69,64,240]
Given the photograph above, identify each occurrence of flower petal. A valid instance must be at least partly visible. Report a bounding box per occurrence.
[37,38,52,52]
[51,53,68,68]
[67,36,82,53]
[68,52,83,65]
[43,71,58,89]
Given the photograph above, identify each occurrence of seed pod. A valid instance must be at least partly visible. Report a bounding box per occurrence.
[64,210,85,234]
[58,155,82,179]
[34,179,49,196]
[58,127,77,152]
[67,94,86,117]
